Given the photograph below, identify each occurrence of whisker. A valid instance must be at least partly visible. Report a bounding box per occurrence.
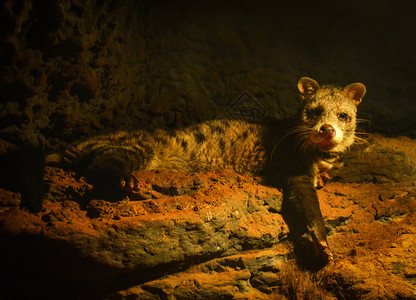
[270,124,315,161]
[354,131,371,136]
[356,118,371,124]
[292,130,317,160]
[354,136,369,146]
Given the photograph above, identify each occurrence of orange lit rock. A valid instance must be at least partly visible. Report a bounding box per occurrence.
[1,135,416,299]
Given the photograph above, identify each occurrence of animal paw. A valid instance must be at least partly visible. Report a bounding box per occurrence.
[317,240,334,263]
[63,146,83,164]
[119,174,140,193]
[315,171,331,189]
[308,226,334,265]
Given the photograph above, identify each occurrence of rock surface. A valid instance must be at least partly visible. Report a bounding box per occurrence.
[1,134,416,299]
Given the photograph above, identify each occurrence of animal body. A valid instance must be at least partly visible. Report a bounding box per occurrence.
[48,77,366,266]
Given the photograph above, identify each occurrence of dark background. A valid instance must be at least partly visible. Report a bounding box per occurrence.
[1,0,415,153]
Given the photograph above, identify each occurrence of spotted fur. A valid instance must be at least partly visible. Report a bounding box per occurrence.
[48,77,366,267]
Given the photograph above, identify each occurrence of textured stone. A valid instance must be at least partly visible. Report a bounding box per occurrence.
[332,134,416,183]
[1,168,286,270]
[1,135,416,299]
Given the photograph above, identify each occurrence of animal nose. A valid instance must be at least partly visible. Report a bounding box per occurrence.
[319,124,336,138]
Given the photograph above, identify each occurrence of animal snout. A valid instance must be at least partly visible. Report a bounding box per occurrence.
[319,124,336,139]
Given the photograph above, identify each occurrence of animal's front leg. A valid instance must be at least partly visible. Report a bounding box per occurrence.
[282,174,333,268]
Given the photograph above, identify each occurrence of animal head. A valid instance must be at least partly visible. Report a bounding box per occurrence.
[296,77,366,153]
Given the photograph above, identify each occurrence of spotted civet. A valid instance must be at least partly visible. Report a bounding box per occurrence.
[47,77,366,266]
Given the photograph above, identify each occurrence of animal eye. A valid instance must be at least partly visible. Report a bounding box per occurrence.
[338,113,349,121]
[306,108,323,119]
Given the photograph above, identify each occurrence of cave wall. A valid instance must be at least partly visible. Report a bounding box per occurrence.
[1,0,415,152]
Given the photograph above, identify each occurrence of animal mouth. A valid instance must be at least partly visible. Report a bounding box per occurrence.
[317,124,336,151]
[318,138,334,151]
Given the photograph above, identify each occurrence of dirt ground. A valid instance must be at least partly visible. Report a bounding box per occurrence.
[0,134,416,299]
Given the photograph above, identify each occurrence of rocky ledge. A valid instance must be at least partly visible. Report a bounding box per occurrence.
[1,134,416,299]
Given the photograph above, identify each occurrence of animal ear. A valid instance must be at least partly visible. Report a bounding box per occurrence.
[343,83,366,106]
[297,77,320,100]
